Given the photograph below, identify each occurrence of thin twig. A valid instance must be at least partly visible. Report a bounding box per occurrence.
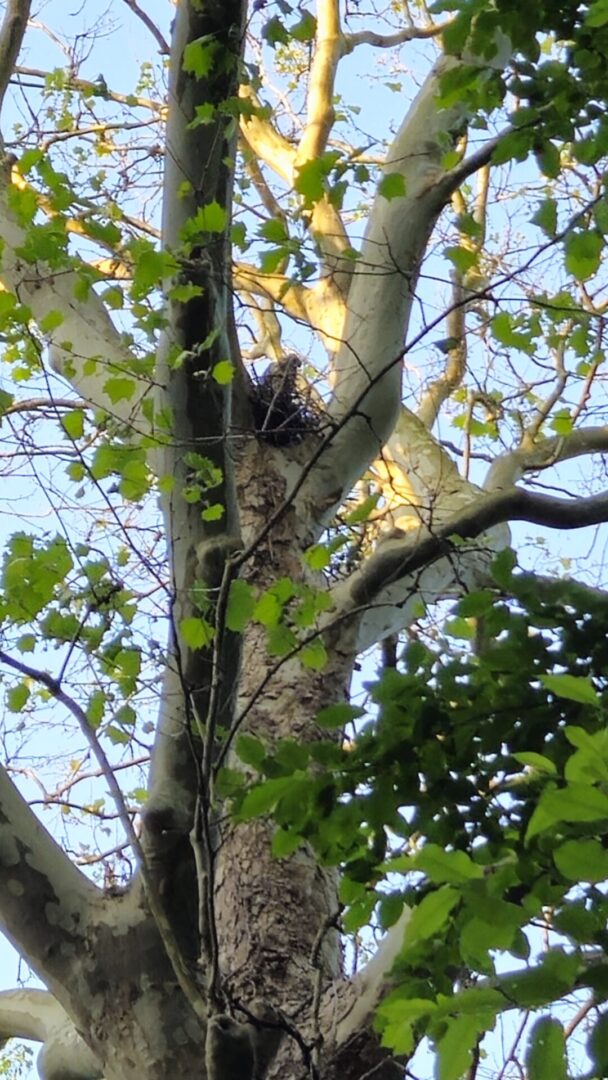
[119,0,170,54]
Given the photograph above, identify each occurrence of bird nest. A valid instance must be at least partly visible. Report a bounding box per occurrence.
[249,354,325,446]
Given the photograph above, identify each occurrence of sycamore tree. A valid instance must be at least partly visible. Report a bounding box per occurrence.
[3,0,608,1078]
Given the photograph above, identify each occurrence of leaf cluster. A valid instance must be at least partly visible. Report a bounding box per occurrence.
[226,553,608,1074]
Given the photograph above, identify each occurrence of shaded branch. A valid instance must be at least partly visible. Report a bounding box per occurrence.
[0,649,207,1025]
[350,486,608,608]
[13,66,164,114]
[0,990,102,1080]
[417,273,467,429]
[0,761,99,992]
[0,0,30,115]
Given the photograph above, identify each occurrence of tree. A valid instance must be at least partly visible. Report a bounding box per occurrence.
[2,0,608,1077]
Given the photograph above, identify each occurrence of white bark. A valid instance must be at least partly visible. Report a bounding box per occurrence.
[295,54,509,526]
[0,991,102,1080]
[485,426,608,490]
[0,195,151,425]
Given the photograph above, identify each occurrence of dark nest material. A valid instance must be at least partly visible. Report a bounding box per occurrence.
[248,353,326,446]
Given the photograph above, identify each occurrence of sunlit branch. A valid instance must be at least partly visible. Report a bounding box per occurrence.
[239,84,295,186]
[242,143,288,224]
[485,425,608,490]
[0,0,31,115]
[342,20,453,53]
[294,0,351,288]
[233,261,311,323]
[297,0,341,167]
[242,296,284,361]
[522,331,569,442]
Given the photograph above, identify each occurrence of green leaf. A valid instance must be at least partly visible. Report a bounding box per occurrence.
[259,218,289,243]
[564,231,603,281]
[201,503,225,522]
[531,199,558,236]
[435,1014,493,1080]
[61,409,85,439]
[301,638,327,671]
[304,544,330,570]
[317,702,364,728]
[182,201,228,239]
[588,1013,608,1073]
[587,0,608,27]
[526,1018,567,1080]
[294,152,340,207]
[253,591,282,627]
[512,751,557,774]
[262,15,290,47]
[239,777,293,818]
[182,36,220,79]
[553,838,608,882]
[38,309,64,333]
[211,360,234,384]
[104,377,136,404]
[235,733,266,768]
[535,141,561,178]
[377,996,436,1054]
[290,9,317,41]
[540,673,601,706]
[180,616,214,649]
[130,247,177,299]
[6,683,30,712]
[86,689,106,727]
[527,783,608,842]
[413,844,483,885]
[401,886,460,955]
[272,827,301,857]
[226,579,255,632]
[378,173,406,200]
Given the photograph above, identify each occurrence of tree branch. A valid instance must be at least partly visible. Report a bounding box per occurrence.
[296,0,341,168]
[0,762,99,992]
[0,0,30,115]
[14,66,164,114]
[295,51,511,526]
[0,192,153,425]
[292,0,351,288]
[484,426,608,490]
[120,0,169,55]
[342,21,452,53]
[0,649,207,1024]
[348,486,608,610]
[0,990,102,1080]
[233,261,311,324]
[239,84,295,186]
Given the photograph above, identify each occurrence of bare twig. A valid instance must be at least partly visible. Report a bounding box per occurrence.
[120,0,170,55]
